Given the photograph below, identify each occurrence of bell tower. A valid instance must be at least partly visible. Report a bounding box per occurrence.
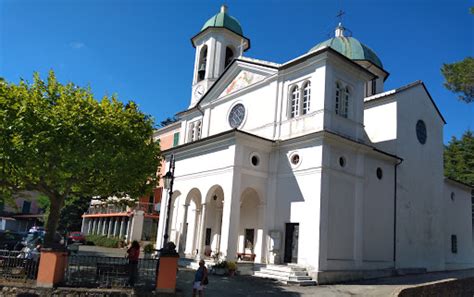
[189,5,250,108]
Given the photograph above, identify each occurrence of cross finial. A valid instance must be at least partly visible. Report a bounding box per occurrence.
[336,9,345,24]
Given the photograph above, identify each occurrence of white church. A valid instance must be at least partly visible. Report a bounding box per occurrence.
[155,5,473,283]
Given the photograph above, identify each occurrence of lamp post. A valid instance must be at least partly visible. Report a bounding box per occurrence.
[162,154,175,249]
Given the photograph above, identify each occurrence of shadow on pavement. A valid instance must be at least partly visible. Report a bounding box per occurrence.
[176,268,303,297]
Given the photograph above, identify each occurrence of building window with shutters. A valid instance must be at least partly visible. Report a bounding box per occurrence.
[173,132,180,147]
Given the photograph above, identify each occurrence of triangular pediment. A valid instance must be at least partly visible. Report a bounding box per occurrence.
[218,70,266,98]
[199,59,278,106]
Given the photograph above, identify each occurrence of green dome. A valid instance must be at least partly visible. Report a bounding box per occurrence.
[201,5,243,36]
[309,27,383,68]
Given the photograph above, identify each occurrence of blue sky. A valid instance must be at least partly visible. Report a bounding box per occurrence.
[1,0,472,143]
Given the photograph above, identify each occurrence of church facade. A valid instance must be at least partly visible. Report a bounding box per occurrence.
[155,5,473,282]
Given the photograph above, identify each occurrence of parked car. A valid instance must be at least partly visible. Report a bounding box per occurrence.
[0,231,25,250]
[68,232,85,244]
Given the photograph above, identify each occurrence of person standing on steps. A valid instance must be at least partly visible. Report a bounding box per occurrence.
[192,259,208,297]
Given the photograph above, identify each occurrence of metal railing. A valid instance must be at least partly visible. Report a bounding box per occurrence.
[86,202,159,216]
[65,255,158,289]
[0,250,40,282]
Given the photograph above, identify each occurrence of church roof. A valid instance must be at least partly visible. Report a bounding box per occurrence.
[364,80,446,124]
[201,5,243,36]
[309,24,383,69]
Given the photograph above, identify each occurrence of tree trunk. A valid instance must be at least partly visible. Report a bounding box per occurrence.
[44,195,64,248]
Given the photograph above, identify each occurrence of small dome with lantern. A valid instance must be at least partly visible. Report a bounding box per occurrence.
[309,23,383,69]
[201,5,244,36]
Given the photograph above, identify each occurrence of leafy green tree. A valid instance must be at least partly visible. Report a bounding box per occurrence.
[441,57,474,103]
[444,130,474,186]
[0,71,161,246]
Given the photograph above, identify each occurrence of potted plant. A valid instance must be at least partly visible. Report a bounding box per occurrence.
[212,260,228,275]
[143,243,155,259]
[227,261,237,276]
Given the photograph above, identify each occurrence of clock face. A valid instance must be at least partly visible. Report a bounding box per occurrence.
[228,103,246,128]
[194,85,205,99]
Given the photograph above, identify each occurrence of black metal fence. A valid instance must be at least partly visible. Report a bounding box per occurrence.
[0,249,40,282]
[65,255,158,289]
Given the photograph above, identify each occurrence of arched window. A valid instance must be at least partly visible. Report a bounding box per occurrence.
[302,81,311,115]
[290,86,300,118]
[198,45,208,81]
[225,47,234,69]
[335,82,341,115]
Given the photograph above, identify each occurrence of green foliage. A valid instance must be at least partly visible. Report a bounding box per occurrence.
[0,71,161,245]
[143,243,155,254]
[444,130,474,186]
[213,260,228,269]
[441,57,474,103]
[86,234,121,248]
[58,196,90,232]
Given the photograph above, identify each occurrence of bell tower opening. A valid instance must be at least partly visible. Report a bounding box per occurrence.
[225,46,234,69]
[198,45,208,82]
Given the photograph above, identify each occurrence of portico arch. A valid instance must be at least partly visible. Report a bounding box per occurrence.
[238,187,264,262]
[179,188,202,256]
[199,185,225,258]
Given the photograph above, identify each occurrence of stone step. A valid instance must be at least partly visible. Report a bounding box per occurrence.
[263,265,307,272]
[287,279,318,286]
[254,271,316,286]
[258,268,308,277]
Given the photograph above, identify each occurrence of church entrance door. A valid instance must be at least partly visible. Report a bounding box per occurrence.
[284,223,299,263]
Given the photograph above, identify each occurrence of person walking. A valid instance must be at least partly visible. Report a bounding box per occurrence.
[126,240,140,287]
[192,259,208,297]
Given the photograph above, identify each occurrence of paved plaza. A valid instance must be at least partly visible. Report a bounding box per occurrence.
[174,268,474,297]
[76,246,474,296]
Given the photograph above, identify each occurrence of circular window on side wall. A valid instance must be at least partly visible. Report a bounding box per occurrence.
[289,152,301,167]
[339,156,346,167]
[250,153,260,167]
[376,167,383,180]
[416,120,427,144]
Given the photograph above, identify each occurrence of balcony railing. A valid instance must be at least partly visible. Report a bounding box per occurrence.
[86,202,159,216]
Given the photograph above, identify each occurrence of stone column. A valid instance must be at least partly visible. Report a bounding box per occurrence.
[87,219,93,234]
[130,211,144,242]
[179,204,189,254]
[96,218,102,235]
[102,218,107,235]
[81,217,86,234]
[125,217,131,242]
[197,203,207,258]
[254,204,266,263]
[113,217,119,237]
[119,217,125,239]
[220,177,240,260]
[107,218,114,238]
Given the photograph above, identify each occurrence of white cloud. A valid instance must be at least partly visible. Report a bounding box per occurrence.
[69,41,85,49]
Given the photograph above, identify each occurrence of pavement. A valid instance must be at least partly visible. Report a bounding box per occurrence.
[76,246,474,296]
[174,268,474,297]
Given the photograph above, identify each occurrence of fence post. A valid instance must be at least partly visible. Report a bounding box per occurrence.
[156,253,179,293]
[36,249,68,288]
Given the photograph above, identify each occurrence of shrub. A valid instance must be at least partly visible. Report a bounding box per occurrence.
[227,261,237,270]
[144,243,155,254]
[85,235,121,248]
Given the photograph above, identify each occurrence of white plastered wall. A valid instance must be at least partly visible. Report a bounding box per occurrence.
[443,181,474,270]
